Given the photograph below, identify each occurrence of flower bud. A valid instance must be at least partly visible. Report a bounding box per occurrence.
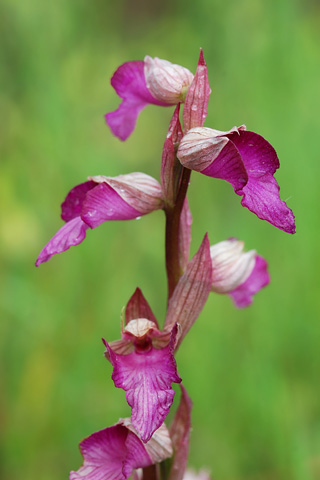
[210,238,256,294]
[144,56,194,104]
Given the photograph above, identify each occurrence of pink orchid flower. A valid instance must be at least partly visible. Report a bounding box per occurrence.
[106,56,194,141]
[210,238,270,308]
[70,418,172,480]
[35,173,163,266]
[103,289,182,443]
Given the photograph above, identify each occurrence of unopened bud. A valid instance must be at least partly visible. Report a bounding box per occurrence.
[210,239,256,294]
[144,56,194,104]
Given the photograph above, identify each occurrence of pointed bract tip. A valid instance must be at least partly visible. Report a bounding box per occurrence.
[198,48,206,65]
[102,338,108,348]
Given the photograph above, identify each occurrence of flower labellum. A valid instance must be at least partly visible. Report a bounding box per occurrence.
[104,318,181,443]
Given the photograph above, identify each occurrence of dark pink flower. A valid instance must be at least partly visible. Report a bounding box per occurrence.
[106,56,194,141]
[35,173,163,266]
[70,418,172,480]
[210,238,270,308]
[104,311,181,443]
[177,126,295,233]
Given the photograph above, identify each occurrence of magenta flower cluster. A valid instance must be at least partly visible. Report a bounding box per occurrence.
[36,50,295,479]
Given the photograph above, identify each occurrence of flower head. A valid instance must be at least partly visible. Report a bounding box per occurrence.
[35,173,163,266]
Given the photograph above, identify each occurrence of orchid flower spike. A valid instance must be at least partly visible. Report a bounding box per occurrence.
[70,418,172,480]
[105,55,194,140]
[210,238,270,308]
[177,126,295,233]
[35,173,163,266]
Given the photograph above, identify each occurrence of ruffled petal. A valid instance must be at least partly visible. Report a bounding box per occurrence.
[228,130,296,233]
[35,217,89,266]
[106,327,181,443]
[69,421,153,480]
[229,254,270,308]
[105,61,167,141]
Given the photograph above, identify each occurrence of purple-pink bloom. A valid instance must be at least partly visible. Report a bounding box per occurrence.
[106,57,194,141]
[177,126,295,233]
[104,318,181,443]
[229,254,270,308]
[210,238,270,308]
[35,173,163,266]
[70,418,172,480]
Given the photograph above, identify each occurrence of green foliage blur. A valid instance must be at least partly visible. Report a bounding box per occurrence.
[1,0,319,479]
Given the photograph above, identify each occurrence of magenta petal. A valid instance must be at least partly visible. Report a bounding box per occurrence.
[35,217,89,266]
[106,61,167,141]
[107,328,181,443]
[61,181,96,222]
[229,131,296,233]
[81,183,142,228]
[201,139,248,192]
[229,255,270,308]
[183,49,211,132]
[69,423,152,480]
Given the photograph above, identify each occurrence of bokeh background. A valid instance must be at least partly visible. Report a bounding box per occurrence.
[1,0,320,479]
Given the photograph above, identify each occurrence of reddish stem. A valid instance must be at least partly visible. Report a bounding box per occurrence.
[165,164,191,301]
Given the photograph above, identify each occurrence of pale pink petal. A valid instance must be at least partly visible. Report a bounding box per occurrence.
[106,326,181,443]
[105,61,168,141]
[229,254,270,308]
[183,49,211,132]
[228,130,296,233]
[168,385,193,480]
[177,126,248,192]
[165,234,212,350]
[81,183,141,228]
[69,422,152,480]
[35,217,89,266]
[161,104,184,206]
[144,56,194,104]
[125,288,158,327]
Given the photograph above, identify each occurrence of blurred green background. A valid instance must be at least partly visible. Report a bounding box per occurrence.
[1,0,319,479]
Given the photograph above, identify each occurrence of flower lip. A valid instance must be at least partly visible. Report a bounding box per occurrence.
[144,56,194,104]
